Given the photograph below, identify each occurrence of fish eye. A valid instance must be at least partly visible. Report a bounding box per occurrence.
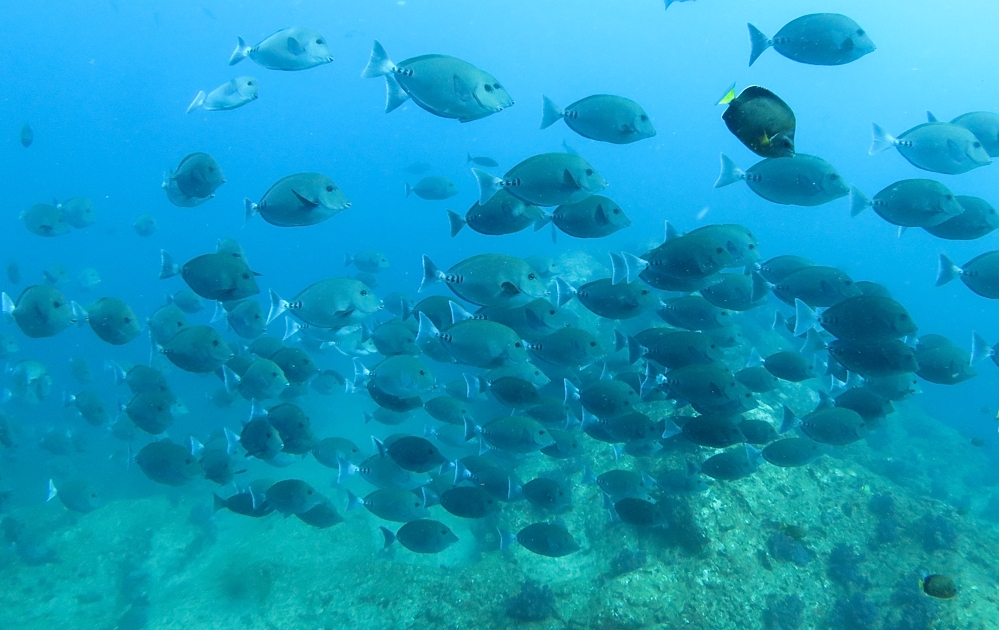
[829,174,840,180]
[325,185,334,192]
[316,39,324,45]
[640,115,648,121]
[528,273,536,280]
[494,83,502,89]
[716,247,724,254]
[209,167,214,172]
[945,194,954,200]
[538,430,546,435]
[441,529,448,535]
[748,244,755,249]
[242,273,250,279]
[641,290,649,295]
[271,372,278,377]
[515,342,522,348]
[589,341,596,346]
[484,84,494,92]
[549,310,556,315]
[53,301,61,308]
[419,370,425,375]
[974,142,982,148]
[585,169,594,176]
[613,208,619,213]
[857,29,865,35]
[124,317,131,323]
[248,81,254,85]
[212,340,219,346]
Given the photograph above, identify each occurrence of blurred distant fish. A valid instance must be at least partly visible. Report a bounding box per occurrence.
[47,479,104,513]
[404,162,432,175]
[748,14,875,67]
[229,28,334,70]
[9,359,52,403]
[85,297,141,345]
[467,154,499,167]
[133,214,158,237]
[6,261,20,284]
[19,123,33,148]
[43,263,71,287]
[361,41,513,122]
[169,289,204,314]
[201,6,216,19]
[345,251,390,274]
[21,204,69,237]
[69,356,92,384]
[187,77,258,114]
[59,197,96,228]
[0,333,19,360]
[77,267,101,291]
[406,176,458,200]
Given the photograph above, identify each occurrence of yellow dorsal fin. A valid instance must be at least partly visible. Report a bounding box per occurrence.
[717,82,737,106]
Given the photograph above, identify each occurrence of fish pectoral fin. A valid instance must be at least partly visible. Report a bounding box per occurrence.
[223,79,239,95]
[841,37,855,51]
[594,204,609,225]
[946,139,965,162]
[452,74,473,103]
[619,122,637,134]
[286,37,305,55]
[291,189,320,208]
[562,169,582,190]
[500,281,521,295]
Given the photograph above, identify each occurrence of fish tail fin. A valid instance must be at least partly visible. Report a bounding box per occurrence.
[609,252,628,285]
[623,252,649,283]
[158,250,179,279]
[926,111,939,123]
[551,221,557,244]
[282,317,301,341]
[71,302,88,327]
[713,153,745,188]
[971,332,993,365]
[352,358,370,387]
[379,526,396,548]
[343,252,353,267]
[405,182,412,198]
[415,312,440,347]
[229,36,251,66]
[212,494,226,511]
[746,347,764,368]
[471,168,503,205]
[664,219,681,242]
[563,378,580,404]
[222,366,241,395]
[554,277,576,307]
[448,301,474,324]
[750,270,768,303]
[466,153,472,164]
[849,186,871,217]
[498,528,516,551]
[540,94,563,129]
[779,405,799,434]
[463,373,483,399]
[420,255,443,292]
[747,24,772,66]
[445,209,466,237]
[266,289,288,325]
[186,91,207,114]
[801,329,827,355]
[46,479,57,502]
[869,123,897,155]
[345,489,363,512]
[462,416,479,442]
[935,254,961,287]
[716,82,737,106]
[360,40,395,78]
[243,198,258,225]
[745,443,764,468]
[1,292,14,317]
[663,0,675,8]
[383,73,410,113]
[533,211,552,231]
[793,298,818,336]
[105,360,126,386]
[662,417,682,439]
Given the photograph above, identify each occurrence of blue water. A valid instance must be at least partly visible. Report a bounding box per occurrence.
[1,1,998,628]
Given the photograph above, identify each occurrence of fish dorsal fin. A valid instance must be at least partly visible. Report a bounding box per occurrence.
[500,281,521,295]
[292,189,319,208]
[287,37,304,55]
[453,74,473,102]
[562,169,582,190]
